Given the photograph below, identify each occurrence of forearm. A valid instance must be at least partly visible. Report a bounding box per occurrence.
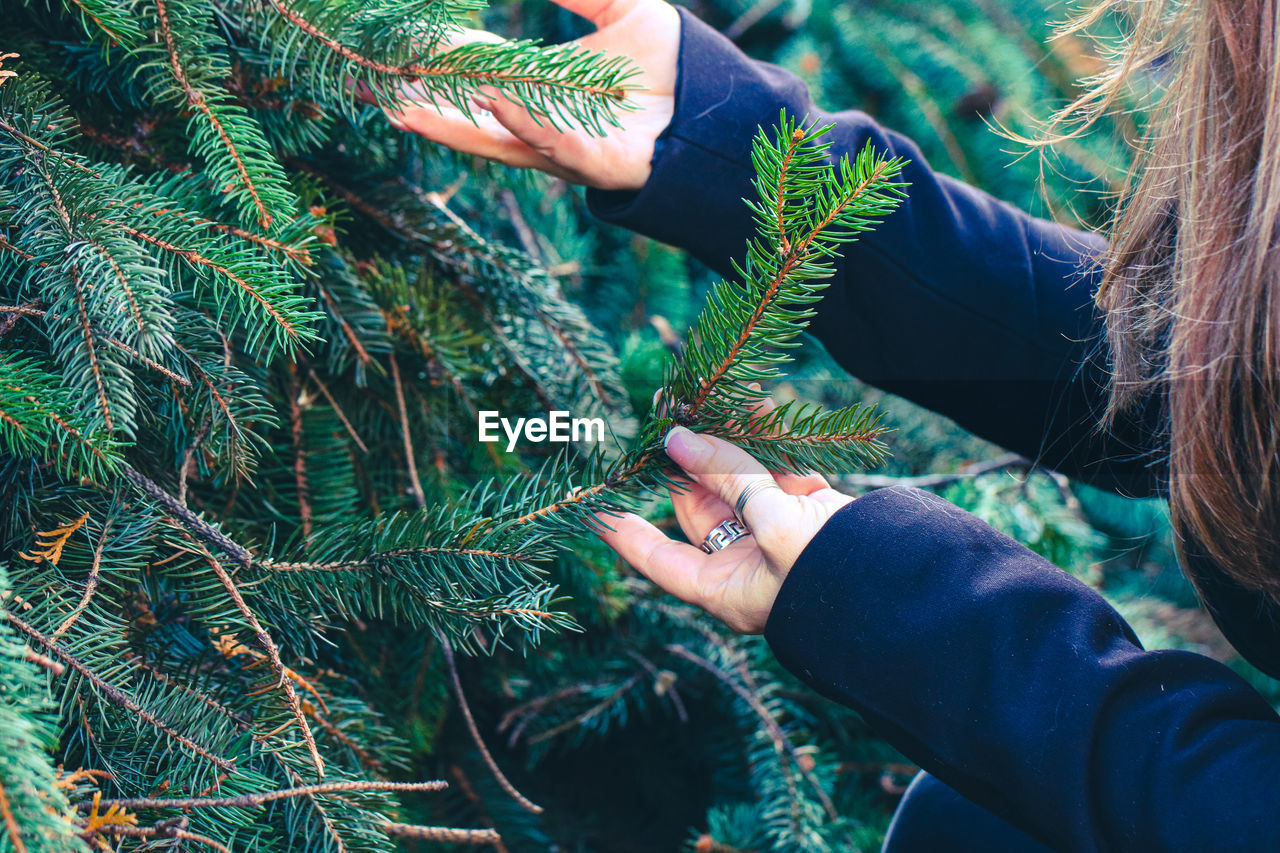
[766,487,1280,851]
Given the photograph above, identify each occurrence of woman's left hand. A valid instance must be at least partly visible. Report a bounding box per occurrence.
[597,426,854,634]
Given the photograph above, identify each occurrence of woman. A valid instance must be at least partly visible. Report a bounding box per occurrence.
[386,0,1280,848]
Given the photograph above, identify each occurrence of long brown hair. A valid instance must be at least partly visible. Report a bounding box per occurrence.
[1047,0,1280,600]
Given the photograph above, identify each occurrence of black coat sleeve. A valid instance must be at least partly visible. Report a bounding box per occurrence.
[765,486,1280,851]
[587,9,1162,496]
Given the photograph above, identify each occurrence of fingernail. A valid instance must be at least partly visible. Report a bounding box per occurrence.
[748,382,762,392]
[470,94,495,113]
[664,426,711,466]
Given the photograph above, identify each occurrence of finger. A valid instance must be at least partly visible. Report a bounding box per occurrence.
[773,469,832,496]
[594,512,708,605]
[669,478,734,544]
[549,0,643,28]
[663,427,792,537]
[476,87,591,156]
[386,101,565,173]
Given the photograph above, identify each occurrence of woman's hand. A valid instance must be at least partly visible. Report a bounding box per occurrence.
[382,0,679,190]
[598,425,854,634]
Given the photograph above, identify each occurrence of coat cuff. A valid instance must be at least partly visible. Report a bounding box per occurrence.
[586,8,819,275]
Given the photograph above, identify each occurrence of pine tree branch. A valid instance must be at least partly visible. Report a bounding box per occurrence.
[155,0,272,227]
[383,822,502,845]
[121,463,253,564]
[317,284,373,366]
[80,780,447,811]
[666,643,838,822]
[117,223,303,345]
[836,453,1030,490]
[441,639,543,815]
[689,152,897,416]
[262,0,631,102]
[0,305,191,386]
[4,612,237,772]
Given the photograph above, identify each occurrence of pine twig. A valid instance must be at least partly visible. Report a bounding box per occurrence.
[447,764,510,853]
[440,639,543,815]
[383,822,502,845]
[80,780,447,811]
[22,646,64,675]
[288,367,314,540]
[52,516,110,640]
[836,453,1030,490]
[0,304,191,386]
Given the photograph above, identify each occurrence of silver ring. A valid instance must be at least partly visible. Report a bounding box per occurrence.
[701,519,750,553]
[733,480,782,525]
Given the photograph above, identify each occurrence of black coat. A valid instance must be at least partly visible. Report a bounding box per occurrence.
[588,10,1280,850]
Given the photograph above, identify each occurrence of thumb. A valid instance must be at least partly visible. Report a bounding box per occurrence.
[663,427,791,541]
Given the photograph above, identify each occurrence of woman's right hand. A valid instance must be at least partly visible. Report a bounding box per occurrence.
[383,0,680,191]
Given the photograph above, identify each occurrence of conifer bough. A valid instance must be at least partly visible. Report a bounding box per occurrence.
[0,0,905,842]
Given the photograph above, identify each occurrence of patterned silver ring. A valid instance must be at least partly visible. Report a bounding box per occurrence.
[701,519,750,553]
[733,479,782,525]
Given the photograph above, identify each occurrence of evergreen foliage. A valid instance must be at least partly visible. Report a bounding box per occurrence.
[0,0,913,842]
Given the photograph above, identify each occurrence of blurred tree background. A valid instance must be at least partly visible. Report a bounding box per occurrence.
[4,0,1278,852]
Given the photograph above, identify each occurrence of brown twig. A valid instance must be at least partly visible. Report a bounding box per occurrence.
[389,353,426,509]
[22,646,64,675]
[837,453,1031,490]
[441,640,543,814]
[81,821,232,853]
[80,780,447,811]
[5,612,236,772]
[0,781,25,853]
[191,545,326,778]
[448,765,511,853]
[307,369,368,452]
[288,367,314,540]
[316,284,373,366]
[122,464,253,564]
[383,822,502,845]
